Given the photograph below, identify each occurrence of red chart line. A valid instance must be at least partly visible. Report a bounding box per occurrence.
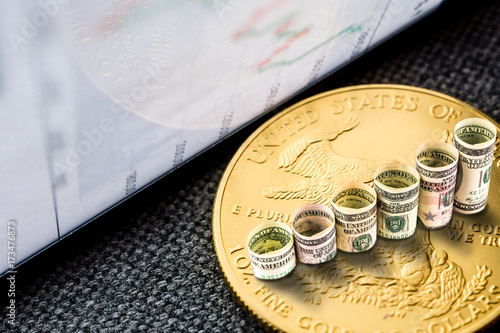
[232,0,291,40]
[274,19,293,36]
[257,27,311,70]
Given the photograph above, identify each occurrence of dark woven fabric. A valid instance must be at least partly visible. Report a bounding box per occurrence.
[2,1,499,332]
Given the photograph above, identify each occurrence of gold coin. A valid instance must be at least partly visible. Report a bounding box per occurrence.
[212,85,500,332]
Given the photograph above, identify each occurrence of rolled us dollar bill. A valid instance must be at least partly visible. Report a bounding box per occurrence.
[453,118,497,214]
[415,142,459,228]
[291,204,336,264]
[374,164,420,239]
[331,182,377,252]
[247,221,296,280]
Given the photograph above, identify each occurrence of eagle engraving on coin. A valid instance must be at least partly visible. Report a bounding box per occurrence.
[262,116,394,205]
[294,224,492,320]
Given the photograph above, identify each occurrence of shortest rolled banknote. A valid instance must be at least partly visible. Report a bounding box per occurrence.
[331,182,377,253]
[453,117,497,214]
[247,221,296,280]
[291,204,336,264]
[416,141,459,228]
[374,163,420,239]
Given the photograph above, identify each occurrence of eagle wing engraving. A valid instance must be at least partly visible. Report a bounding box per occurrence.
[263,116,395,205]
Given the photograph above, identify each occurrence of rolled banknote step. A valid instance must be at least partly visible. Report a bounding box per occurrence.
[291,204,336,264]
[374,163,420,238]
[453,117,497,214]
[416,141,459,228]
[247,221,296,280]
[331,182,377,252]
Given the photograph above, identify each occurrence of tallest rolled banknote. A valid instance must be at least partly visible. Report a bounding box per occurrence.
[453,118,497,214]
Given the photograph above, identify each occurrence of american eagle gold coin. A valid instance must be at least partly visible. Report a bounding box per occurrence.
[212,85,500,332]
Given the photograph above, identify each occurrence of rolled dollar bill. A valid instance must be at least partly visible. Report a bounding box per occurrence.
[374,164,420,238]
[415,142,459,228]
[331,182,377,252]
[291,204,336,264]
[247,221,296,280]
[453,118,497,214]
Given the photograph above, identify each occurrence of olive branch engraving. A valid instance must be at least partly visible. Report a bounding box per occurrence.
[452,265,492,311]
